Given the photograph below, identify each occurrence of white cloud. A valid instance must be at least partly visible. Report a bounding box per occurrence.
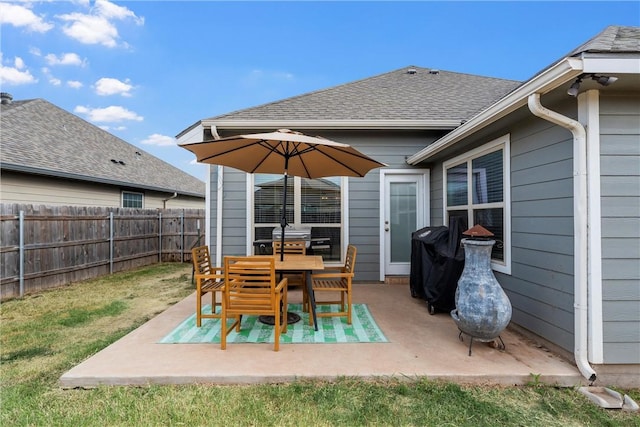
[58,13,119,47]
[94,77,133,96]
[14,57,25,69]
[141,133,176,147]
[44,52,85,66]
[95,0,144,25]
[74,105,143,123]
[40,66,61,87]
[67,80,83,88]
[56,0,143,48]
[0,2,54,33]
[0,54,36,85]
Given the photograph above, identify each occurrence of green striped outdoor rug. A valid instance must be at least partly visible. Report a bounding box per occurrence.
[159,304,388,344]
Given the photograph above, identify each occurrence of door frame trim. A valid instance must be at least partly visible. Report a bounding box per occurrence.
[379,169,430,281]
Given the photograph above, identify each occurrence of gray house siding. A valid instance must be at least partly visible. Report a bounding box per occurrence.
[426,102,580,354]
[502,108,577,354]
[221,170,249,258]
[599,94,640,364]
[429,163,445,227]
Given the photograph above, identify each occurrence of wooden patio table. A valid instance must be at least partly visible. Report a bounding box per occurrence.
[249,254,324,331]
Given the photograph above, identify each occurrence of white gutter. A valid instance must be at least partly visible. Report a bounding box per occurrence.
[202,119,461,131]
[527,93,597,383]
[407,57,583,164]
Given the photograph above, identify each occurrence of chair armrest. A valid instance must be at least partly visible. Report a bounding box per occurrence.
[195,272,224,280]
[275,277,288,291]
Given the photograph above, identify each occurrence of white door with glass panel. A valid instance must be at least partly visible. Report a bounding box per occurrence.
[382,171,429,276]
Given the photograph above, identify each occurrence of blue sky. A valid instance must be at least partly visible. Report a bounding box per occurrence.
[2,1,639,181]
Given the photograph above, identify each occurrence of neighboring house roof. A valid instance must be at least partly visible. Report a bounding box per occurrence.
[179,66,521,135]
[1,98,205,198]
[407,25,640,164]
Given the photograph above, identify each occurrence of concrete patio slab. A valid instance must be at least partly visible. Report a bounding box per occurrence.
[60,283,584,388]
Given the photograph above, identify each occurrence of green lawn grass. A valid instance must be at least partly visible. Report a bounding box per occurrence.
[1,263,638,426]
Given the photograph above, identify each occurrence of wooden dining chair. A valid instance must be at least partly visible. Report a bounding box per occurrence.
[272,239,307,295]
[221,256,288,351]
[310,244,357,325]
[191,246,225,327]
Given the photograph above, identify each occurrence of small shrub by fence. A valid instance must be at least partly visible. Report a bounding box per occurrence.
[0,204,205,300]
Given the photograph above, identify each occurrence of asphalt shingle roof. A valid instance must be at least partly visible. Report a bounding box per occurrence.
[568,25,640,55]
[1,98,205,197]
[206,66,521,123]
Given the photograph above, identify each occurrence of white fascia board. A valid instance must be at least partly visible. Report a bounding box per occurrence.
[406,57,584,165]
[201,119,462,131]
[176,122,205,145]
[582,56,640,73]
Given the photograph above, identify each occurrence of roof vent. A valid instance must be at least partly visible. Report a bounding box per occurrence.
[1,92,13,105]
[407,68,417,74]
[428,69,440,75]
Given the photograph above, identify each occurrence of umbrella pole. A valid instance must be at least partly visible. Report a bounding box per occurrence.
[279,159,289,262]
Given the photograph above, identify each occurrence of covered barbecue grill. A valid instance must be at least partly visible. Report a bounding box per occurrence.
[410,217,465,314]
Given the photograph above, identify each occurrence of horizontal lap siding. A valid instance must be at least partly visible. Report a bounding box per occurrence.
[221,168,248,258]
[503,111,576,353]
[337,132,435,281]
[599,94,640,364]
[430,163,444,226]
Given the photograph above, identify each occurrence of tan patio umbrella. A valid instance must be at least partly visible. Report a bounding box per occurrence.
[180,129,386,260]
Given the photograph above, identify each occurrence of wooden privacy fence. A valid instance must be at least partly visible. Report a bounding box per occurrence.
[0,204,205,300]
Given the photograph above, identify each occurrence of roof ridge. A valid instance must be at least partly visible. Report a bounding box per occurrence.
[207,65,520,122]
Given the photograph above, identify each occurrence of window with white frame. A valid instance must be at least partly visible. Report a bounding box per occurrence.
[252,174,343,262]
[443,134,510,273]
[122,191,143,208]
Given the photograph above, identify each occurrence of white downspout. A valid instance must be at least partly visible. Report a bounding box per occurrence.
[527,93,597,383]
[216,165,223,267]
[209,126,224,267]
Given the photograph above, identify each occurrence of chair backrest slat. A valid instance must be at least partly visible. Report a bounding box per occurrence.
[192,246,212,275]
[273,240,306,255]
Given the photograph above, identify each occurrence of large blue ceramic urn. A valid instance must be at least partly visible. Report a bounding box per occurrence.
[451,225,512,353]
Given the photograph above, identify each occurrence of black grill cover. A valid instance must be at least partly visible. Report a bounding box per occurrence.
[409,217,465,313]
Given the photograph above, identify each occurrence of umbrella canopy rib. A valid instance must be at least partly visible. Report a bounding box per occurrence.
[196,140,257,164]
[314,146,370,177]
[252,140,287,174]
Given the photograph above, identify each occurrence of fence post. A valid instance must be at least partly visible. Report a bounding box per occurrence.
[19,210,24,297]
[109,212,114,274]
[158,212,162,263]
[180,210,185,263]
